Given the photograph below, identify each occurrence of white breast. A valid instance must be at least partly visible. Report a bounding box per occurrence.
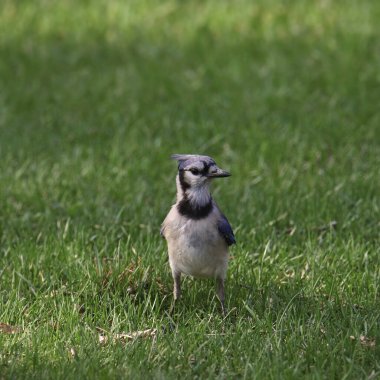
[162,207,229,279]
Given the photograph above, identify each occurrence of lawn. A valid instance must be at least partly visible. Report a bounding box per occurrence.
[0,0,379,378]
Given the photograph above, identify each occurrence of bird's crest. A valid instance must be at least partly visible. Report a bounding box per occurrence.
[171,154,216,170]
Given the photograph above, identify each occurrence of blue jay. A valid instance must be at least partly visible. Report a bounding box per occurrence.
[161,154,235,313]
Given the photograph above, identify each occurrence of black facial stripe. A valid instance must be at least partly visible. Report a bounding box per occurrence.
[178,170,190,191]
[177,198,213,219]
[201,160,209,175]
[187,161,209,176]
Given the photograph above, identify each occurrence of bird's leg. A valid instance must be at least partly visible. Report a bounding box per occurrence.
[173,271,181,301]
[216,277,226,315]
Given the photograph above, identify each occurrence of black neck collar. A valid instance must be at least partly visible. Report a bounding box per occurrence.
[177,170,213,219]
[177,197,213,219]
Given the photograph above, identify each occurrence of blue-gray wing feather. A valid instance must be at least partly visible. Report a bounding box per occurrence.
[218,215,236,246]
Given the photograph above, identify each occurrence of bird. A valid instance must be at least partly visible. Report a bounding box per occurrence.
[161,154,236,313]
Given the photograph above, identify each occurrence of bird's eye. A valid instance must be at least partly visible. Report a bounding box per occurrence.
[190,168,200,175]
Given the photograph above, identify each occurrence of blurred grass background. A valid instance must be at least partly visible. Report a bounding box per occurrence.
[0,0,379,378]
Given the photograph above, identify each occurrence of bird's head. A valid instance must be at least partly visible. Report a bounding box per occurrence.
[171,154,231,192]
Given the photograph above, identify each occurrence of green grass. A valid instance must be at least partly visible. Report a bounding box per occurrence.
[1,0,379,378]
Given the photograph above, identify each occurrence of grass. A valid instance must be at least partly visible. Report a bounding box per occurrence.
[0,0,379,378]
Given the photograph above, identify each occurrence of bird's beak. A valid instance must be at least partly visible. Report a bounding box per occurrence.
[207,168,231,178]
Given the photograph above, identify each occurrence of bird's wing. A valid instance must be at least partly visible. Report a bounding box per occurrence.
[217,214,236,246]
